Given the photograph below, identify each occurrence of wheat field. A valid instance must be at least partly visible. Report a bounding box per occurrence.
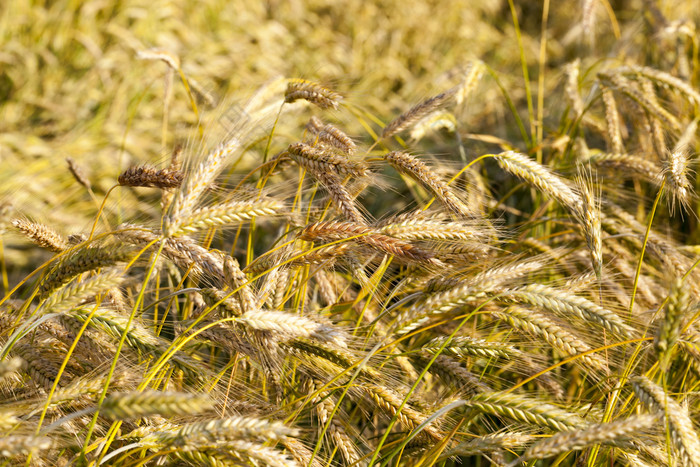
[1,1,700,465]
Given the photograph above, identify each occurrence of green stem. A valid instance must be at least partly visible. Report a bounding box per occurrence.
[628,179,665,315]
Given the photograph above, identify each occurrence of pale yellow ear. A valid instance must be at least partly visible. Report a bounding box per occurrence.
[285,79,342,110]
[573,164,602,282]
[382,88,458,141]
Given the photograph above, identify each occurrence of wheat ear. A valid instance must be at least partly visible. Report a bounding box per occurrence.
[12,219,67,252]
[655,278,690,370]
[382,88,456,139]
[118,165,184,188]
[493,151,582,212]
[288,142,368,177]
[467,391,585,431]
[301,220,441,266]
[521,413,659,461]
[101,390,213,419]
[384,151,473,218]
[285,79,341,109]
[662,148,693,214]
[632,376,700,466]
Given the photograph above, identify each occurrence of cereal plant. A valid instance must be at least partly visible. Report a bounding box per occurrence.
[1,1,700,465]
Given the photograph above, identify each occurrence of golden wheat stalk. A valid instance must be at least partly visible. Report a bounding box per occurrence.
[522,413,659,461]
[170,198,283,236]
[300,220,442,266]
[493,151,582,212]
[467,391,585,431]
[384,151,473,218]
[655,278,689,370]
[632,376,700,466]
[382,88,457,139]
[306,116,357,154]
[285,79,341,109]
[118,165,184,189]
[100,390,213,419]
[503,283,633,337]
[12,219,67,252]
[288,142,369,177]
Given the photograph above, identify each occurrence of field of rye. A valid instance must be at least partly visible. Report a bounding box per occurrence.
[1,0,700,465]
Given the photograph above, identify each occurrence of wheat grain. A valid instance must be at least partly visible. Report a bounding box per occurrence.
[455,60,486,105]
[503,283,633,337]
[565,59,584,119]
[238,310,346,346]
[362,384,441,439]
[146,415,296,445]
[600,85,624,154]
[662,148,693,214]
[118,165,184,189]
[12,219,67,252]
[422,336,518,359]
[632,376,700,466]
[284,338,380,380]
[165,118,258,236]
[282,437,325,467]
[71,307,203,380]
[384,151,473,218]
[439,432,532,461]
[199,287,243,317]
[585,151,661,182]
[170,198,283,236]
[575,168,603,279]
[40,270,124,315]
[0,357,22,379]
[0,435,52,458]
[601,73,682,133]
[382,88,457,139]
[420,353,491,395]
[618,65,700,106]
[301,220,441,266]
[306,169,366,224]
[116,225,225,285]
[14,343,73,389]
[522,413,659,461]
[66,157,91,189]
[640,77,668,156]
[376,216,490,251]
[137,47,180,70]
[101,390,213,419]
[493,151,582,211]
[409,110,457,142]
[39,246,132,296]
[655,278,689,370]
[285,79,341,109]
[306,116,357,154]
[467,391,585,431]
[288,141,368,177]
[223,255,258,314]
[494,306,608,370]
[303,377,362,464]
